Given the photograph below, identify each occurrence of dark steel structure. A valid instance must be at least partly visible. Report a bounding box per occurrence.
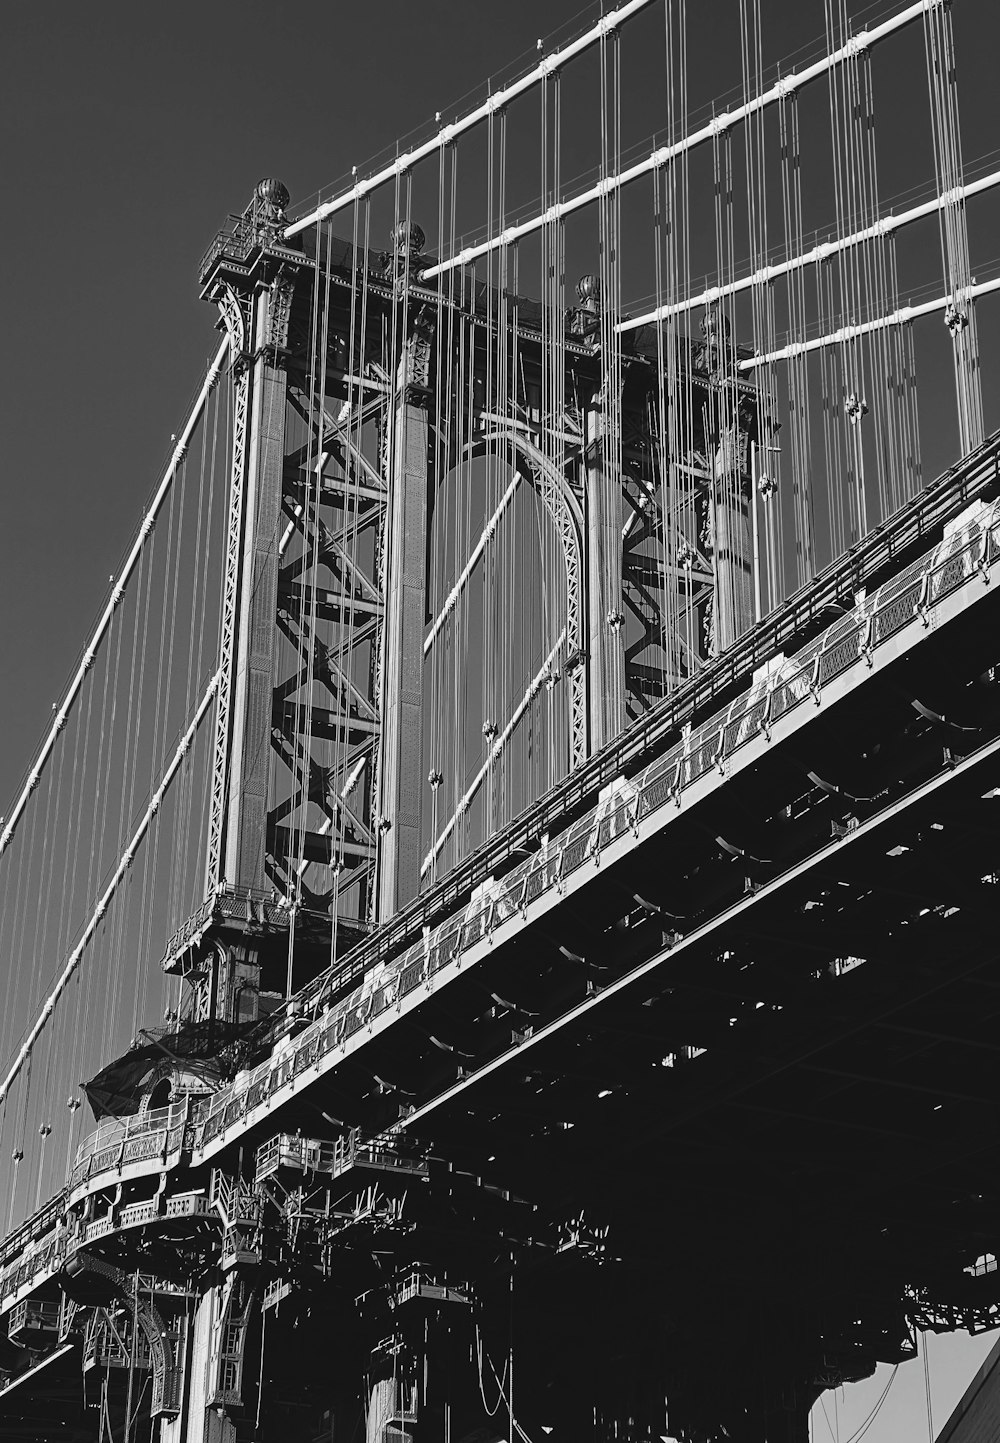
[1,0,1000,1437]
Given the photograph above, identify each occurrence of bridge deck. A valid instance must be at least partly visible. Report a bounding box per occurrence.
[290,431,1000,1015]
[2,455,998,1365]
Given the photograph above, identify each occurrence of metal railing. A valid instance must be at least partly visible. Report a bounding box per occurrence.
[291,431,1000,1018]
[3,493,995,1310]
[0,1191,66,1271]
[68,1101,187,1191]
[183,496,999,1161]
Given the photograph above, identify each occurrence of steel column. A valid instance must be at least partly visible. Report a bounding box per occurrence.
[585,401,626,750]
[376,323,431,921]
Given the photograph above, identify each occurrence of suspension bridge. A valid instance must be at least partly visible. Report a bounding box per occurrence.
[0,0,998,1438]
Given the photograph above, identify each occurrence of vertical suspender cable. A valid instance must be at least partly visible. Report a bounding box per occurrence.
[0,337,229,864]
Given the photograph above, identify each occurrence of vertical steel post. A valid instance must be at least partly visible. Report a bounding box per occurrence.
[224,280,292,895]
[376,314,432,921]
[713,413,755,652]
[585,400,625,751]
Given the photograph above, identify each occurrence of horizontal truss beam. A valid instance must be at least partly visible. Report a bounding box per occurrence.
[278,582,383,622]
[272,826,373,865]
[274,701,379,740]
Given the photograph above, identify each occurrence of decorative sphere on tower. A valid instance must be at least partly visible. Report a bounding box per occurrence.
[576,274,601,311]
[392,221,426,256]
[255,178,290,218]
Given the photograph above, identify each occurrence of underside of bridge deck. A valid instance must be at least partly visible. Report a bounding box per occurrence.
[1,530,990,1443]
[221,577,999,1442]
[11,0,1000,1435]
[1,443,998,1443]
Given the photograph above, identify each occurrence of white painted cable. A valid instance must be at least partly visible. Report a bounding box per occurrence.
[424,472,523,656]
[0,337,230,862]
[418,0,942,283]
[739,274,1000,369]
[620,168,1000,333]
[421,630,566,877]
[283,0,656,240]
[0,670,221,1108]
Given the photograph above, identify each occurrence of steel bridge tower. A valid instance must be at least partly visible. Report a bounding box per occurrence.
[3,0,1000,1436]
[138,176,762,1443]
[171,175,760,1002]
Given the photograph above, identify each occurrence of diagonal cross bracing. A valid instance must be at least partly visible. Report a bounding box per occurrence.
[292,756,370,892]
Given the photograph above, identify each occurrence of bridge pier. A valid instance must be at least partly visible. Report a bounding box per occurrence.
[366,1371,403,1443]
[159,1289,216,1443]
[159,1277,261,1443]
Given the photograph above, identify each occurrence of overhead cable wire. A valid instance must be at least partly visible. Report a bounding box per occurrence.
[0,670,221,1110]
[418,0,940,283]
[0,336,229,864]
[283,0,657,240]
[421,629,566,877]
[739,275,1000,368]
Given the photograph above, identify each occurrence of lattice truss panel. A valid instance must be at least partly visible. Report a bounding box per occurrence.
[217,249,771,915]
[244,0,1000,893]
[268,380,387,924]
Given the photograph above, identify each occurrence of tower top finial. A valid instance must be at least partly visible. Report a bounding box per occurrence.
[391,221,426,256]
[576,273,601,310]
[255,178,290,214]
